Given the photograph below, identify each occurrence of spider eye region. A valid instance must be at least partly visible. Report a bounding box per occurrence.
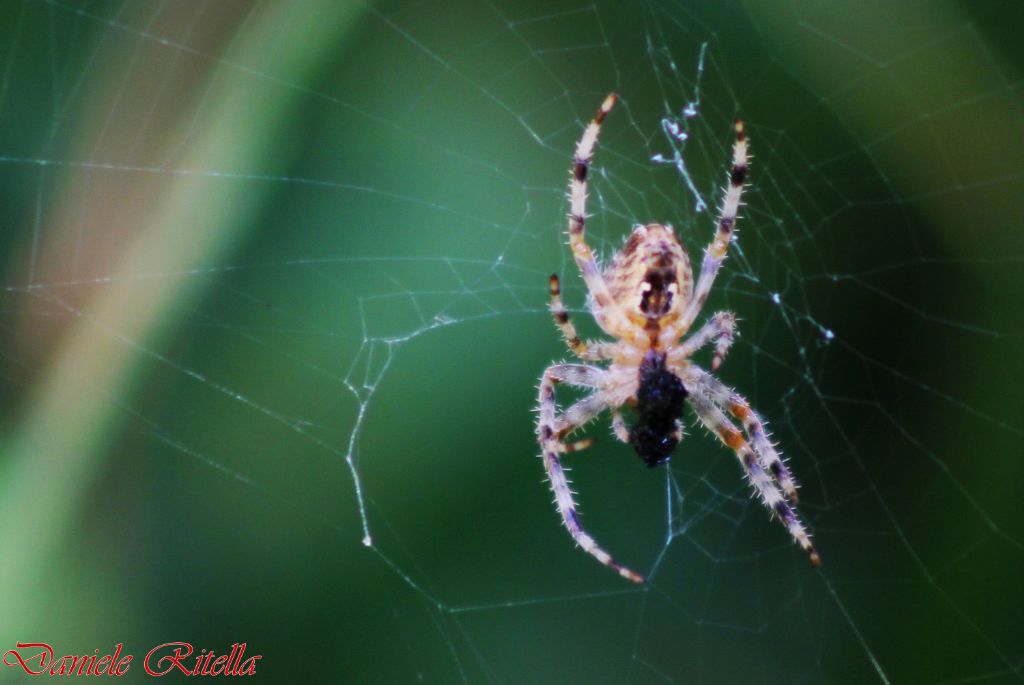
[629,352,688,467]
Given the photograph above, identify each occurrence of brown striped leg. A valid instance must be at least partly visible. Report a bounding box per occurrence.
[686,365,799,502]
[679,121,749,332]
[567,93,642,343]
[686,387,819,566]
[538,364,645,583]
[553,393,609,453]
[548,274,616,361]
[671,311,736,370]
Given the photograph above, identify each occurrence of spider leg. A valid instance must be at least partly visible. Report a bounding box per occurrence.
[538,363,645,583]
[684,365,799,502]
[553,392,609,453]
[567,93,643,344]
[611,408,630,443]
[671,311,736,370]
[548,274,617,361]
[685,386,820,566]
[679,121,748,333]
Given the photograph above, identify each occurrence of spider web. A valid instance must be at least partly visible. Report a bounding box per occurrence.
[1,1,1022,683]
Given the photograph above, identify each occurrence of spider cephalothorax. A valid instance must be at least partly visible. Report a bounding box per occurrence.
[536,93,820,584]
[629,351,688,467]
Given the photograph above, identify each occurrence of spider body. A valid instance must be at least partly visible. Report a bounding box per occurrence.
[608,223,691,336]
[537,93,819,584]
[629,351,687,467]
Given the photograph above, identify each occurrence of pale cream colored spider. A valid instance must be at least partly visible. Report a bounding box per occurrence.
[537,93,820,584]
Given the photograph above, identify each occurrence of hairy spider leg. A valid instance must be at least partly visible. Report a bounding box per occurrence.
[611,408,630,443]
[686,365,800,503]
[685,385,820,566]
[567,93,645,346]
[548,274,617,361]
[552,392,610,453]
[671,311,737,370]
[673,120,749,339]
[538,363,646,583]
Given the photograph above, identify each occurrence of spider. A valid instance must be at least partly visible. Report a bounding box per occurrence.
[536,93,820,584]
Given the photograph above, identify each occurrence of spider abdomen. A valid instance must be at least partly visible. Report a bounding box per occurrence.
[629,351,688,467]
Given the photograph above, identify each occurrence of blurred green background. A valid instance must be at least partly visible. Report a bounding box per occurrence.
[0,1,1021,683]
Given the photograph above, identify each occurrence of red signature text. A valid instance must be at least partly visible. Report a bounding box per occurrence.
[3,642,261,677]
